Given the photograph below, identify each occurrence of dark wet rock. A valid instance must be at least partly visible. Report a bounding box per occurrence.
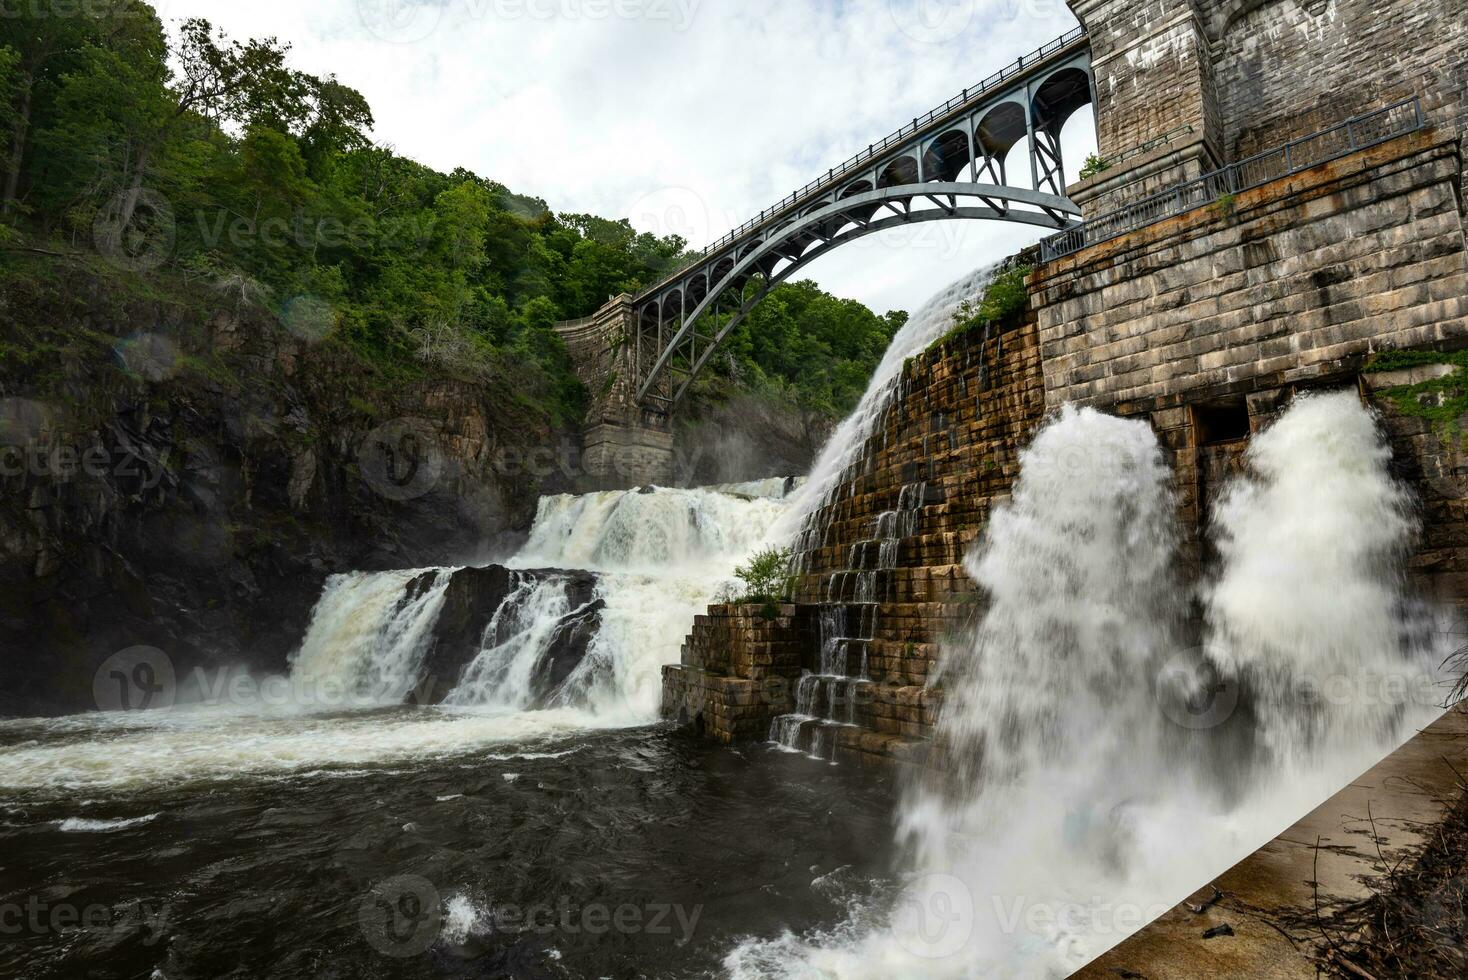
[412,564,603,705]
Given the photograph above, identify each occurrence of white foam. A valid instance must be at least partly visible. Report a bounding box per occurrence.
[56,812,160,832]
[727,397,1448,978]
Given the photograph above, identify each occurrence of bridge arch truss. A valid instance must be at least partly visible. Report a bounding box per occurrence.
[632,30,1094,411]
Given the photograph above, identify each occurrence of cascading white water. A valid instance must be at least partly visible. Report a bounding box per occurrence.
[288,568,455,706]
[0,483,795,791]
[515,487,785,573]
[505,486,792,721]
[281,484,791,725]
[770,604,878,756]
[776,264,1001,553]
[1203,391,1432,763]
[764,265,1002,760]
[729,394,1446,979]
[441,573,586,710]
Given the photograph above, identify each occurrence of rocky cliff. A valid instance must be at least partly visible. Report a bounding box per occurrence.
[0,256,579,716]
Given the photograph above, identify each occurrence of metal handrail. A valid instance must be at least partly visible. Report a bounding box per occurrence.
[640,26,1088,296]
[1040,97,1426,262]
[551,313,598,332]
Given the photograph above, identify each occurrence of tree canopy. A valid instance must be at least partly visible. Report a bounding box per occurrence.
[0,2,903,424]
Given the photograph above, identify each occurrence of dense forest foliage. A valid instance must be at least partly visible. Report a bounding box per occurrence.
[0,2,903,423]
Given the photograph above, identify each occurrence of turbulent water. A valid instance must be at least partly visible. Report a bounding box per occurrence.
[510,487,790,719]
[0,724,897,979]
[1,253,1454,980]
[0,485,788,793]
[0,480,816,977]
[289,568,457,707]
[728,393,1449,978]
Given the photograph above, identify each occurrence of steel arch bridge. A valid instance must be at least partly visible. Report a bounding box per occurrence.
[630,28,1094,412]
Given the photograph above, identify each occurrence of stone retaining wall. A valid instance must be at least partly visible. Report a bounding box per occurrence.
[1066,0,1468,213]
[1033,130,1468,413]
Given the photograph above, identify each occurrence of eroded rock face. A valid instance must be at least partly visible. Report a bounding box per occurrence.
[412,564,603,705]
[674,393,831,487]
[0,270,577,717]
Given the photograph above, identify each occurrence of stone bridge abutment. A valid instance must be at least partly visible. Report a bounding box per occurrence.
[554,295,674,488]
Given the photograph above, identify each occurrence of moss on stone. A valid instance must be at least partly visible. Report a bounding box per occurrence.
[925,264,1033,356]
[1365,349,1468,439]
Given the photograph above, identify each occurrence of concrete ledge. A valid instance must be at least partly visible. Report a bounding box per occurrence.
[1075,706,1468,979]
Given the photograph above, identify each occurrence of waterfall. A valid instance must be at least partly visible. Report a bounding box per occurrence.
[285,485,789,724]
[516,486,785,573]
[891,406,1193,978]
[510,486,791,720]
[288,568,454,706]
[769,590,878,758]
[777,264,1001,555]
[441,574,592,710]
[765,264,1001,760]
[1202,390,1431,764]
[729,396,1446,979]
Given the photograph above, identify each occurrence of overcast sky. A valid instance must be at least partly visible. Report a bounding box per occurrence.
[161,0,1095,315]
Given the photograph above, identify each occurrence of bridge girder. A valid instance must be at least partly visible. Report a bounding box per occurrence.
[630,32,1095,411]
[635,184,1081,408]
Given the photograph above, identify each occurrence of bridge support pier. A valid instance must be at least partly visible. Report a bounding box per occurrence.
[1066,0,1222,215]
[582,423,674,488]
[554,295,675,489]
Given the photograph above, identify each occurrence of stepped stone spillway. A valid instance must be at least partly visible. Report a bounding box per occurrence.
[663,306,1047,766]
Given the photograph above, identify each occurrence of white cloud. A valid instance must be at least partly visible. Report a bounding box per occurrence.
[163,0,1093,314]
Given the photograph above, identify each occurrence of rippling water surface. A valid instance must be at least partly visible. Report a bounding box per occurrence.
[0,711,897,979]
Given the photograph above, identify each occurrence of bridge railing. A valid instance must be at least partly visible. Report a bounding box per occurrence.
[640,26,1088,295]
[1040,97,1426,262]
[551,313,598,332]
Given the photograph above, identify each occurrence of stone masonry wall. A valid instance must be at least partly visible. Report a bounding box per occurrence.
[662,315,1048,768]
[554,296,674,487]
[1034,125,1468,599]
[1067,0,1225,214]
[1204,0,1468,192]
[661,603,812,743]
[1066,0,1468,217]
[1071,0,1222,163]
[1033,130,1468,413]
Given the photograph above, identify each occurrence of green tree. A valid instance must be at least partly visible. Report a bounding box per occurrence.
[0,0,898,435]
[732,547,795,603]
[0,0,144,215]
